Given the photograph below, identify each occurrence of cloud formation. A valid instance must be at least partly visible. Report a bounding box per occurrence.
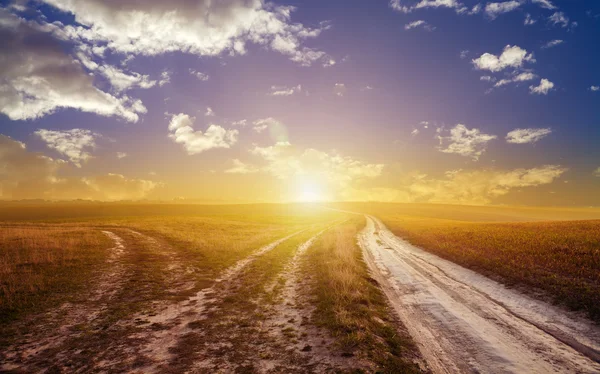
[524,13,536,25]
[390,0,463,14]
[268,85,302,96]
[333,83,347,97]
[472,45,535,72]
[404,20,436,31]
[42,0,331,66]
[485,1,522,19]
[494,72,537,87]
[0,10,145,122]
[35,129,99,167]
[541,39,564,49]
[345,165,566,205]
[168,113,238,155]
[548,11,570,28]
[506,128,552,144]
[249,141,384,197]
[532,0,556,10]
[189,70,210,81]
[0,135,157,200]
[529,78,554,95]
[225,159,259,174]
[406,165,566,204]
[438,124,497,160]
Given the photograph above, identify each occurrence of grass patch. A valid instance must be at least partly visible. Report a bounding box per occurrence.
[303,218,422,373]
[0,225,111,325]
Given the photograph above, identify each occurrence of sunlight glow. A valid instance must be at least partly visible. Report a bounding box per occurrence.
[296,179,326,203]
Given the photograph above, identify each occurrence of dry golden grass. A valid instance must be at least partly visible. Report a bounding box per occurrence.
[0,226,110,323]
[303,218,421,372]
[0,204,343,326]
[111,211,342,281]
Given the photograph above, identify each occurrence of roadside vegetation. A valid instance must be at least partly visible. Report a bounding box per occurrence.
[344,203,600,323]
[303,218,422,373]
[0,225,110,325]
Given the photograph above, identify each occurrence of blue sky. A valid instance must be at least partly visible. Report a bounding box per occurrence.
[0,0,599,205]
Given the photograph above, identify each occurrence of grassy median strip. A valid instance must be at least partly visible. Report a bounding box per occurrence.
[303,217,422,373]
[166,225,328,372]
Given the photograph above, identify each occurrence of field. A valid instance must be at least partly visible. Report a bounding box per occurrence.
[0,203,421,373]
[340,202,600,322]
[2,202,600,373]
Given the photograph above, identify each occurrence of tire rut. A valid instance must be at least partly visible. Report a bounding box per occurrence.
[254,222,365,373]
[359,215,600,374]
[129,229,307,372]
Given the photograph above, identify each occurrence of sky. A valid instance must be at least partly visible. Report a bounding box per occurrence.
[0,0,599,205]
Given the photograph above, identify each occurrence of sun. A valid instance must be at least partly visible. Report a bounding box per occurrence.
[296,179,326,203]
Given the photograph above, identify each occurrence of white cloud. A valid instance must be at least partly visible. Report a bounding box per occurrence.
[34,129,99,167]
[268,85,302,96]
[469,4,482,15]
[250,142,384,197]
[252,117,282,133]
[460,50,469,59]
[334,83,347,97]
[43,0,331,66]
[0,135,158,200]
[168,113,238,155]
[532,0,556,10]
[344,165,566,205]
[548,12,570,28]
[524,13,536,25]
[529,78,554,95]
[494,72,537,87]
[589,86,599,92]
[405,165,566,204]
[323,58,337,67]
[116,152,128,159]
[404,20,436,31]
[472,45,535,72]
[438,124,497,160]
[411,129,420,136]
[390,0,463,13]
[158,71,171,87]
[81,173,159,201]
[97,65,156,92]
[225,159,259,174]
[506,128,552,144]
[485,1,522,18]
[189,69,209,81]
[390,0,416,13]
[480,75,496,82]
[594,168,600,177]
[541,39,564,49]
[231,119,248,127]
[0,10,145,122]
[205,107,215,117]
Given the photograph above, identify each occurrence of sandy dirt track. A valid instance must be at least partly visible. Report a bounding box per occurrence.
[359,215,600,374]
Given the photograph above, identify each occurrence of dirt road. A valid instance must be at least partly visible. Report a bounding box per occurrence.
[359,215,600,374]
